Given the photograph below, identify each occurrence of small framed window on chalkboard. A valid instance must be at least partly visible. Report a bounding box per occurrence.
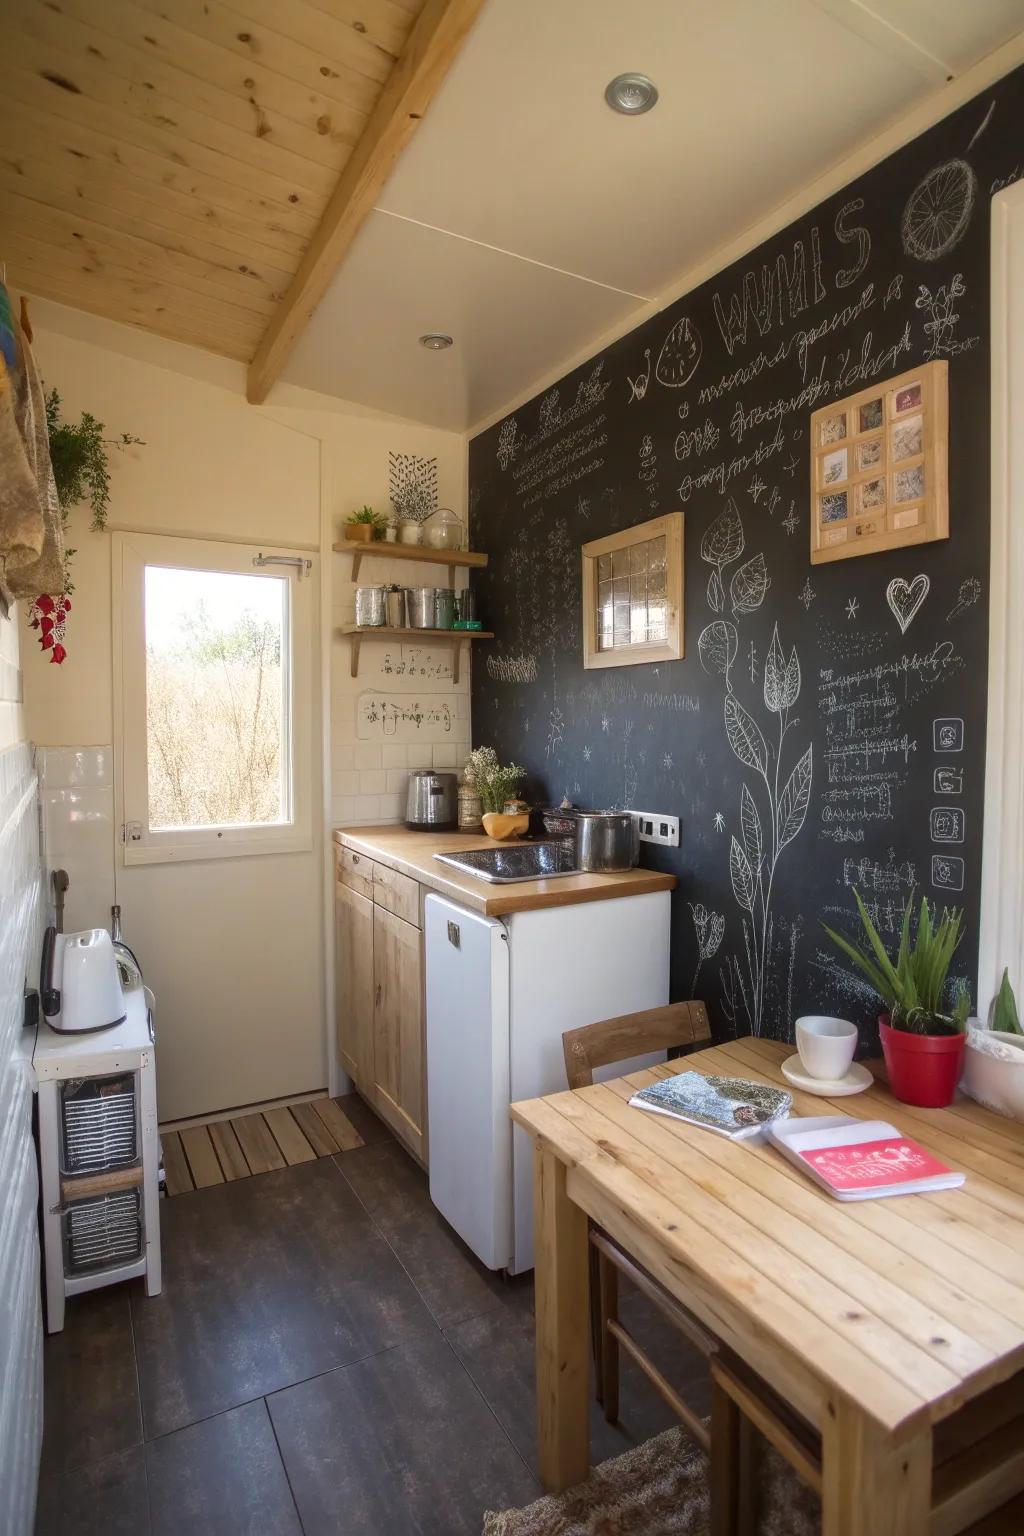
[581,511,684,669]
[809,360,948,564]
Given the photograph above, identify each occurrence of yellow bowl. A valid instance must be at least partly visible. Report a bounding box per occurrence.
[482,811,530,841]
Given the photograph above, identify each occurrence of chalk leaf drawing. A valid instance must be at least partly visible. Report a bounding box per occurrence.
[777,745,813,854]
[730,552,771,618]
[724,693,769,776]
[729,836,757,913]
[690,903,725,994]
[698,619,738,686]
[740,783,763,873]
[901,159,977,262]
[886,574,930,634]
[655,315,702,388]
[947,577,981,622]
[701,497,745,614]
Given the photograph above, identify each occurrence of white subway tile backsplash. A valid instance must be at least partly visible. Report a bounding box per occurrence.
[333,744,355,771]
[386,769,408,793]
[333,770,360,797]
[354,744,382,770]
[354,795,381,821]
[432,745,456,768]
[381,745,407,769]
[406,746,433,769]
[332,796,358,825]
[359,770,387,795]
[379,793,404,822]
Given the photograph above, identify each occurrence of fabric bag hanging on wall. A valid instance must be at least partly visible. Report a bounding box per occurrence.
[0,284,62,606]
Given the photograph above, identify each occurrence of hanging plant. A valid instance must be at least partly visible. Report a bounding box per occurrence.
[29,389,144,663]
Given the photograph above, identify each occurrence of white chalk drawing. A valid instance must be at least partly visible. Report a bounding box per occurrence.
[845,598,860,620]
[933,717,965,753]
[577,493,590,521]
[690,903,725,994]
[730,552,771,619]
[547,704,565,758]
[701,497,745,615]
[967,99,996,152]
[782,504,799,536]
[934,766,963,795]
[662,753,673,771]
[639,434,659,514]
[886,574,930,634]
[655,315,702,388]
[388,452,438,524]
[901,160,977,262]
[627,348,651,404]
[674,418,719,461]
[496,417,518,470]
[583,745,592,762]
[947,576,981,621]
[931,854,965,892]
[748,641,759,687]
[930,806,964,844]
[798,578,816,610]
[485,652,538,684]
[357,693,452,741]
[915,273,971,359]
[747,474,767,504]
[783,454,799,478]
[713,812,726,833]
[601,716,610,733]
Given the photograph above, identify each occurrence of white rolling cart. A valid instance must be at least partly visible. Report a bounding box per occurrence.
[33,978,162,1333]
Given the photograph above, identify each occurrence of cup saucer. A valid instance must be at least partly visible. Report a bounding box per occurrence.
[781,1055,873,1096]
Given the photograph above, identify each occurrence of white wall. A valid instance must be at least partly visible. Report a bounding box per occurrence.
[0,606,44,1536]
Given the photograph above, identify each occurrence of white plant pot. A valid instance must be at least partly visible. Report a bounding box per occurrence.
[961,1025,1024,1122]
[398,521,422,546]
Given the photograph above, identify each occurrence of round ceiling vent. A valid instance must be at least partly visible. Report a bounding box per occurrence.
[419,333,454,350]
[604,73,658,116]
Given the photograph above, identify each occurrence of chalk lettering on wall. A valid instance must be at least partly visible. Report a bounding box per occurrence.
[886,574,930,634]
[381,647,453,680]
[901,159,977,262]
[496,417,518,470]
[655,316,702,387]
[947,577,981,621]
[883,275,904,309]
[833,198,872,289]
[357,693,452,741]
[782,504,799,535]
[485,653,538,684]
[639,434,659,514]
[712,228,825,357]
[627,348,652,403]
[674,418,719,460]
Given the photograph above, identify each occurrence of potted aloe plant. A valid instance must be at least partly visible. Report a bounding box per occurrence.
[823,892,970,1107]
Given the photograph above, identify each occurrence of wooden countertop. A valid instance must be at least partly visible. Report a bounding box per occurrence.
[333,825,676,916]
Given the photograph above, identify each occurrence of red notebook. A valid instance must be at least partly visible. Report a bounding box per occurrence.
[769,1116,965,1201]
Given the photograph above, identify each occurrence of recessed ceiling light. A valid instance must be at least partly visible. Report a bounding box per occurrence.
[419,333,453,350]
[605,73,658,115]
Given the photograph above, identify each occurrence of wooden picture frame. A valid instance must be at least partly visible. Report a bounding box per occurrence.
[582,511,684,670]
[809,360,949,564]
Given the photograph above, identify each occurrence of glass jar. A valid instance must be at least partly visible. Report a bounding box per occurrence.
[425,508,464,550]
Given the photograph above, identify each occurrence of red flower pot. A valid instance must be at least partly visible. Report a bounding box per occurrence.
[879,1015,965,1108]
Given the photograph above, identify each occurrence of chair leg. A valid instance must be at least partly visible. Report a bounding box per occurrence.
[588,1240,603,1402]
[710,1370,760,1536]
[598,1250,619,1423]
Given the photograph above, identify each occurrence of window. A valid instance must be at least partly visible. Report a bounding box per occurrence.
[114,533,313,863]
[581,512,684,669]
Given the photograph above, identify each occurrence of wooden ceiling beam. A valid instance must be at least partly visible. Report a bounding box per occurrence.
[245,0,485,405]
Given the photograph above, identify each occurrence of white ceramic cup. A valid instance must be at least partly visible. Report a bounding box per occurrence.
[795,1015,858,1081]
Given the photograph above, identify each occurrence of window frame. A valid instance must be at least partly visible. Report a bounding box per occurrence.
[112,531,314,865]
[581,511,685,670]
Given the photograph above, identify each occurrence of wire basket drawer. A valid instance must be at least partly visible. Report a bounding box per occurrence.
[60,1073,138,1175]
[63,1188,142,1274]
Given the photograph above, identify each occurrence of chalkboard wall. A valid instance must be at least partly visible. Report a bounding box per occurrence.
[469,69,1024,1045]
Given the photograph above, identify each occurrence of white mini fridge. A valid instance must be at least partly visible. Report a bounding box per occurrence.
[424,889,671,1273]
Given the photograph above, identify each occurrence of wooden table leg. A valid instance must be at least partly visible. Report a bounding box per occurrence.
[822,1396,932,1536]
[533,1144,590,1493]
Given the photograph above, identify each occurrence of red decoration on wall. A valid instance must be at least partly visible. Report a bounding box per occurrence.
[28,591,71,664]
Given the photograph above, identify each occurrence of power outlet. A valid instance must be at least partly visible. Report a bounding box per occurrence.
[635,812,680,848]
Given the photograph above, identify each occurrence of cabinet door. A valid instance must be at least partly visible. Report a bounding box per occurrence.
[335,881,374,1090]
[372,905,426,1162]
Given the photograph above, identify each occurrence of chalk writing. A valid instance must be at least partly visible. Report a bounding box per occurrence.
[358,693,452,741]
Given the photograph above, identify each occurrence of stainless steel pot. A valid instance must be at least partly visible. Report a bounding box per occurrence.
[385,588,406,627]
[405,770,458,830]
[574,810,640,872]
[355,586,386,626]
[407,587,437,629]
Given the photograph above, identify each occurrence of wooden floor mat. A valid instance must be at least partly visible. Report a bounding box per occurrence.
[161,1097,364,1195]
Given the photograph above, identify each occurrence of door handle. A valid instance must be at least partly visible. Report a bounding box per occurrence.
[375,983,382,1008]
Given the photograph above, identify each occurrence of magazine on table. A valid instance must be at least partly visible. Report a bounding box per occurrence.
[629,1071,792,1140]
[768,1115,965,1200]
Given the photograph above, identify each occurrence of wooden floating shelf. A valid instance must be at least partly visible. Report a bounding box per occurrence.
[333,540,488,586]
[339,625,494,685]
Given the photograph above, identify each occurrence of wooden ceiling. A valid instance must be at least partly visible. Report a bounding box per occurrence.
[0,0,482,394]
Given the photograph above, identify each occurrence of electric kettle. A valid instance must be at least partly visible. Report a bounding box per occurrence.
[405,770,458,831]
[40,927,126,1033]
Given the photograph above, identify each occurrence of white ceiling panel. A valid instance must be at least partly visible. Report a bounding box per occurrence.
[281,209,644,430]
[814,0,1024,75]
[375,0,935,298]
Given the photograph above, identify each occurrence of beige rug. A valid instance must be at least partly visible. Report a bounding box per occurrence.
[483,1427,820,1536]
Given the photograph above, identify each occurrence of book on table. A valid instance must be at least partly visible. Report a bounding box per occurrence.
[768,1115,965,1200]
[628,1071,792,1140]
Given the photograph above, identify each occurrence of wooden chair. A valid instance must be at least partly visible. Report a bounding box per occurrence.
[710,1357,1024,1536]
[561,1000,714,1446]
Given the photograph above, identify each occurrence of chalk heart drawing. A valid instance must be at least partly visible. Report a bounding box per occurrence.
[886,574,930,634]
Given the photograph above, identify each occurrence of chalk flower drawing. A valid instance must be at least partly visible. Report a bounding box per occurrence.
[947,577,981,621]
[689,903,725,994]
[915,273,967,359]
[845,597,860,620]
[699,498,813,1035]
[714,812,726,833]
[798,578,816,610]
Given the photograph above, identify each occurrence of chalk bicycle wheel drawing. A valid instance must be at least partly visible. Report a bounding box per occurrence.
[901,159,977,262]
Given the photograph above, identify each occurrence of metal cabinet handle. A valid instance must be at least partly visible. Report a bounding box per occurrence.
[352,854,360,865]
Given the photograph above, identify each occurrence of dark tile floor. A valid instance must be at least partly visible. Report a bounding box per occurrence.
[35,1094,709,1535]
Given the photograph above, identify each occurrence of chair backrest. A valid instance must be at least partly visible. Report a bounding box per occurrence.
[561,1001,712,1090]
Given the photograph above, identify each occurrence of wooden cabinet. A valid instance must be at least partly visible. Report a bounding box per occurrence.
[371,906,426,1162]
[334,845,427,1165]
[335,879,374,1090]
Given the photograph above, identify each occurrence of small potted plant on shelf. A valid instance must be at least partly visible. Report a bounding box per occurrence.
[471,747,528,840]
[823,891,970,1107]
[962,969,1024,1122]
[345,506,384,543]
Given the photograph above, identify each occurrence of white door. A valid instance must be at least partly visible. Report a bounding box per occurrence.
[112,531,323,1120]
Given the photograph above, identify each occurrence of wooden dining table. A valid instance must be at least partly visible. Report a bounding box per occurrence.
[511,1036,1024,1536]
